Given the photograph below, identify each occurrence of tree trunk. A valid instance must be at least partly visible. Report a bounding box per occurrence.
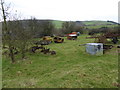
[21,43,26,59]
[1,0,15,63]
[9,46,15,63]
[21,50,25,59]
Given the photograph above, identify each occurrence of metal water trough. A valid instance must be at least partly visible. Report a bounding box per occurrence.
[86,43,103,55]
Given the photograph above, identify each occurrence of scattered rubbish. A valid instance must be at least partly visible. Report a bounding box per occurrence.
[67,33,77,40]
[103,44,114,54]
[34,40,51,46]
[79,43,114,55]
[117,45,120,48]
[53,36,64,43]
[30,46,45,53]
[86,32,120,44]
[85,43,103,55]
[41,48,56,55]
[43,36,53,43]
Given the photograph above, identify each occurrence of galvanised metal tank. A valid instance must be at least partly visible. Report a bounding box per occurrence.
[86,43,103,55]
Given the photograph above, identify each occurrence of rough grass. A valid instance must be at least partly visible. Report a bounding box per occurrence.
[2,35,119,88]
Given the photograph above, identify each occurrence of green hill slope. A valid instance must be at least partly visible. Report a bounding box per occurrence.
[52,20,118,29]
[82,20,114,26]
[52,20,64,29]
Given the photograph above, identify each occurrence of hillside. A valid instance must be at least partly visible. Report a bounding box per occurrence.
[51,20,118,29]
[52,20,64,29]
[82,20,115,26]
[1,19,118,29]
[19,19,118,28]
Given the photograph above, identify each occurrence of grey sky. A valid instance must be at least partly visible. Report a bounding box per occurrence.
[5,0,119,22]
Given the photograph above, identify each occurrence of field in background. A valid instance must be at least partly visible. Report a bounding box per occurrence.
[86,24,118,29]
[52,20,64,29]
[2,35,118,88]
[52,20,118,29]
[82,21,114,26]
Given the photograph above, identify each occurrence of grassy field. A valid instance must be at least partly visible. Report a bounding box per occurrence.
[85,24,118,29]
[52,20,118,29]
[2,35,119,88]
[52,20,64,29]
[82,21,114,26]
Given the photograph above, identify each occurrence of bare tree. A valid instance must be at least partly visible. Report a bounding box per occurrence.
[28,17,43,38]
[74,26,84,34]
[41,21,55,36]
[6,20,26,59]
[16,20,33,59]
[1,0,15,63]
[62,21,75,34]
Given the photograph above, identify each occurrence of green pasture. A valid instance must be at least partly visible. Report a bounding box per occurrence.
[2,35,119,88]
[52,20,64,29]
[52,20,118,29]
[82,21,114,26]
[85,24,118,29]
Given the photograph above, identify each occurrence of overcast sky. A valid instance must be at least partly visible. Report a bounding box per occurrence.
[4,0,120,22]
